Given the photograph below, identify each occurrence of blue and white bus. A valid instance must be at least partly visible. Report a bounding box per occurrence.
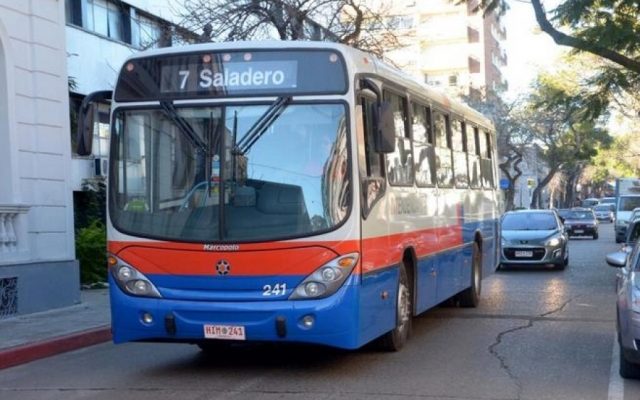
[77,41,501,351]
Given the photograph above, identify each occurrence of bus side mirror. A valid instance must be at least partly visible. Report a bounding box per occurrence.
[76,90,113,156]
[375,101,396,154]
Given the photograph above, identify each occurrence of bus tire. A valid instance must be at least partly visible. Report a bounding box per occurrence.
[380,263,412,351]
[458,242,481,308]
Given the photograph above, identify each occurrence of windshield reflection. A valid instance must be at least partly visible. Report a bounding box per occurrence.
[110,103,350,242]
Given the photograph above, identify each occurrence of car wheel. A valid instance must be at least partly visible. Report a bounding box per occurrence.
[593,232,599,240]
[380,262,412,351]
[459,242,482,308]
[620,347,640,379]
[563,248,569,267]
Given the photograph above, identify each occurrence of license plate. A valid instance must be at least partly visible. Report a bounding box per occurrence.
[514,250,533,257]
[204,324,246,340]
[574,229,583,234]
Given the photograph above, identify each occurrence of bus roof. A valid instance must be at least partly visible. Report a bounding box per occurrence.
[122,40,494,130]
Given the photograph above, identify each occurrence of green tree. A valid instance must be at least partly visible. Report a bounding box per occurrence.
[524,71,611,208]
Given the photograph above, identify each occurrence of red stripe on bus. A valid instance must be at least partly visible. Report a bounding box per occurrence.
[109,210,465,276]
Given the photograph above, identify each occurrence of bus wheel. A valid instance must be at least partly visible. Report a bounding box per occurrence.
[459,242,481,308]
[380,263,412,351]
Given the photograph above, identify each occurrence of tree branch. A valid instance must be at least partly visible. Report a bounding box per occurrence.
[531,0,640,74]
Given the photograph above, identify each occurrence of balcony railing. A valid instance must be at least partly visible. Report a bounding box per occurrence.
[0,204,30,261]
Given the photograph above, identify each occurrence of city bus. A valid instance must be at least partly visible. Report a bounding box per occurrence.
[77,41,501,351]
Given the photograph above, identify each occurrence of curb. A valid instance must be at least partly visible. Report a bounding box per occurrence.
[0,325,112,370]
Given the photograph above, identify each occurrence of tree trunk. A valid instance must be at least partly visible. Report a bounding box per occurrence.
[529,166,559,209]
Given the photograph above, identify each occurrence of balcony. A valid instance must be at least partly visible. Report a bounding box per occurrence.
[0,204,30,263]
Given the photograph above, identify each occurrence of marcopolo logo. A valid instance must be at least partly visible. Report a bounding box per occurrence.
[198,61,297,90]
[203,244,240,252]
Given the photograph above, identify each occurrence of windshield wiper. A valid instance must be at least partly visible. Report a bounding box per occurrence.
[235,96,291,155]
[160,100,208,155]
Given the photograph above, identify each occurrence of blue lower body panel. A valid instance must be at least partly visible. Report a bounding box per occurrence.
[109,274,364,349]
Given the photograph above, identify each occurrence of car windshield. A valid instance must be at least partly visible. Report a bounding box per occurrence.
[110,103,350,242]
[502,212,558,231]
[556,209,571,219]
[594,205,609,211]
[566,211,595,220]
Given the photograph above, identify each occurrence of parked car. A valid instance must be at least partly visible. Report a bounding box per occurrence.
[555,208,572,223]
[605,220,640,378]
[563,208,599,239]
[600,197,616,206]
[581,198,600,208]
[593,204,615,222]
[500,210,569,270]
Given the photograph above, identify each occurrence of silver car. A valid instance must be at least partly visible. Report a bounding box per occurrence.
[499,210,569,270]
[607,220,640,378]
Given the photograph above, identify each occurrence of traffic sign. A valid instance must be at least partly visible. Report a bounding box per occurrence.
[499,178,510,189]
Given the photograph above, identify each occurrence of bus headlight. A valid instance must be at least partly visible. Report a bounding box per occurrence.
[109,254,162,298]
[289,253,359,300]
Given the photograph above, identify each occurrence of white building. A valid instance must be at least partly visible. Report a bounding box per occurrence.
[0,0,79,317]
[65,0,195,187]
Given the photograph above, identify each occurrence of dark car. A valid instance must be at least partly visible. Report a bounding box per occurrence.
[563,208,599,239]
[500,210,569,270]
[606,220,640,378]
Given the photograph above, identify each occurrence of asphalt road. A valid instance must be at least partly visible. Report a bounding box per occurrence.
[1,223,636,400]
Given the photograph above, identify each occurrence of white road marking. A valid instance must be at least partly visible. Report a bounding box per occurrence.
[609,333,625,400]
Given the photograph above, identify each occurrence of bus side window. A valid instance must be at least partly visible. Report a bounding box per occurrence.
[412,102,435,187]
[480,130,495,188]
[433,111,453,187]
[360,97,382,177]
[468,126,481,189]
[383,91,413,186]
[451,118,469,188]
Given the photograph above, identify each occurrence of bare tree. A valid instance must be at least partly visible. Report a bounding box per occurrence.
[178,0,402,58]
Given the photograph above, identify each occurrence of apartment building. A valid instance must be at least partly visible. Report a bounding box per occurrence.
[382,0,508,98]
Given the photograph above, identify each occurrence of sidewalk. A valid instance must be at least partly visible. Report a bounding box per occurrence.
[0,288,111,370]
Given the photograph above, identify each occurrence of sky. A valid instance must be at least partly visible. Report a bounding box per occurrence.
[502,1,566,100]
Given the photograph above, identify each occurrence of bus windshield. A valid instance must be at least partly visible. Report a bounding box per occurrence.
[110,103,350,242]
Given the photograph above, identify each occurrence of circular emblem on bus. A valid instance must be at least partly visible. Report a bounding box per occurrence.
[215,259,231,275]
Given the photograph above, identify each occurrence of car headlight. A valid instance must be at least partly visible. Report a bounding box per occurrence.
[289,253,358,300]
[108,254,162,298]
[501,237,508,246]
[545,237,561,247]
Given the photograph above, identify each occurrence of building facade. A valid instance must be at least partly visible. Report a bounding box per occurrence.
[0,0,79,317]
[66,0,195,188]
[382,0,508,98]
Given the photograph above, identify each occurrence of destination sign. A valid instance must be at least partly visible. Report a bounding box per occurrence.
[160,61,298,93]
[114,50,347,101]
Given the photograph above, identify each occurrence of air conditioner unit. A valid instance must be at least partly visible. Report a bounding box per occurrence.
[94,157,109,176]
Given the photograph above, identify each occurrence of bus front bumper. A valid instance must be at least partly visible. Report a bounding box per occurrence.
[108,275,362,349]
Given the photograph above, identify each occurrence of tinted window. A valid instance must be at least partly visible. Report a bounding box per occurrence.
[412,103,435,187]
[384,91,413,186]
[502,213,558,231]
[567,210,595,220]
[620,197,640,211]
[433,111,453,187]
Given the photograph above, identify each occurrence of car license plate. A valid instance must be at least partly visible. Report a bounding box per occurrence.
[515,250,533,257]
[574,229,583,234]
[204,324,246,340]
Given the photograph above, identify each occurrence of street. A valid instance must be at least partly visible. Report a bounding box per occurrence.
[0,223,635,400]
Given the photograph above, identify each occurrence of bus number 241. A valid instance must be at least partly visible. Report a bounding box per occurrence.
[263,283,287,296]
